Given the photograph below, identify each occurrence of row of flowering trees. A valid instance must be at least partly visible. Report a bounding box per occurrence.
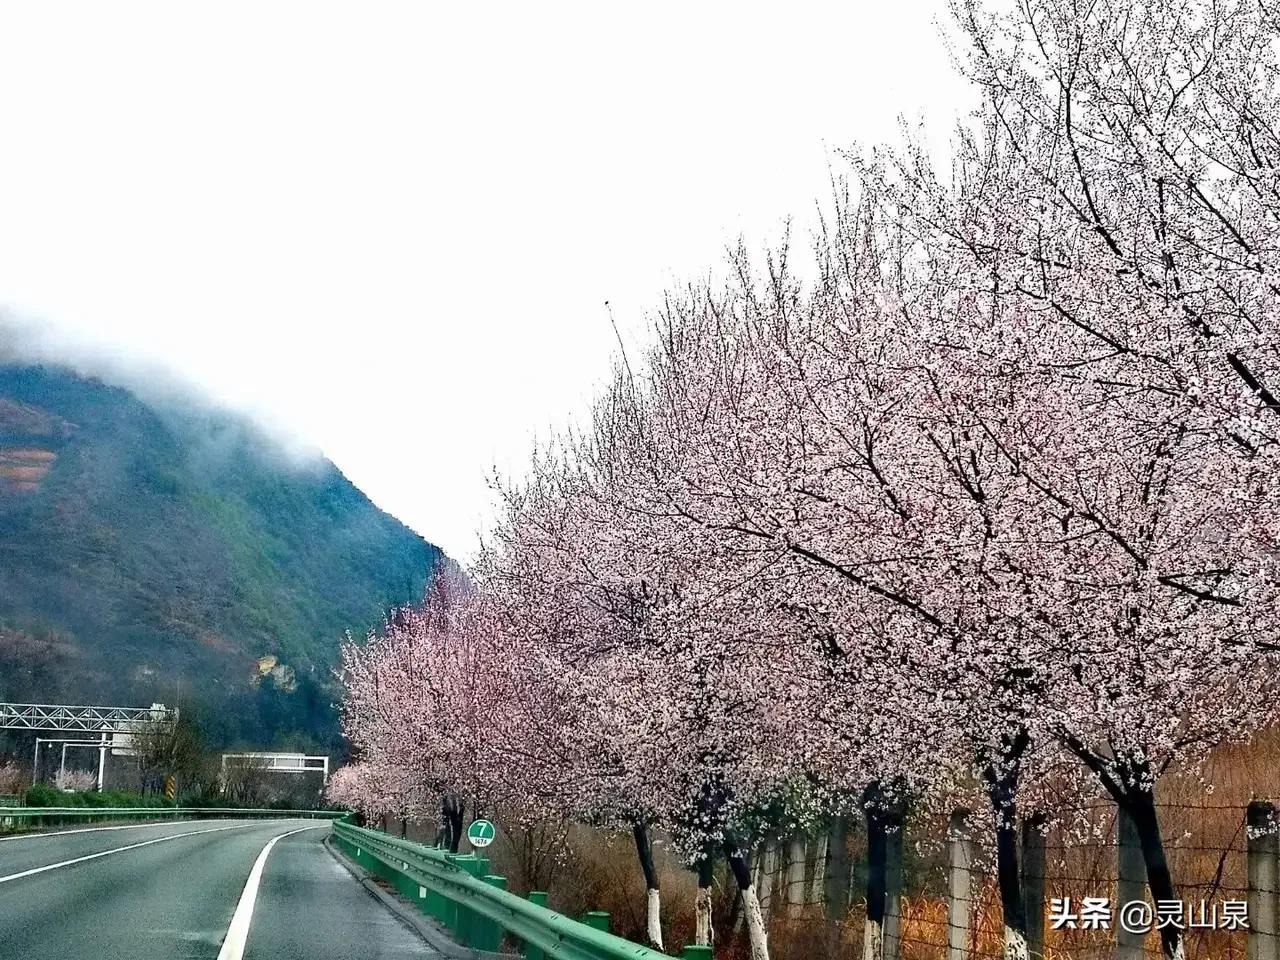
[332,1,1280,958]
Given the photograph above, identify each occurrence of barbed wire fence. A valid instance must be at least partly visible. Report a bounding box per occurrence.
[745,796,1280,960]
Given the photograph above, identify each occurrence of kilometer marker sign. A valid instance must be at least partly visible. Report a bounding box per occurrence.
[467,818,496,849]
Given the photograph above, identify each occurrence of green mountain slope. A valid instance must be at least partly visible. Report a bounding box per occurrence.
[0,363,443,747]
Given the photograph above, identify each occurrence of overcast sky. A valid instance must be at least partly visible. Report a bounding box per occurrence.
[0,1,970,561]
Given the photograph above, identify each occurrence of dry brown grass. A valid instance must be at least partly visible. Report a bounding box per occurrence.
[401,734,1280,958]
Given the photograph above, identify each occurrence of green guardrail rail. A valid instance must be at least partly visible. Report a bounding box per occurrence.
[333,820,684,960]
[0,806,349,830]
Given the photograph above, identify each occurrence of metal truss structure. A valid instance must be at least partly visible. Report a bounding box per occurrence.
[0,702,176,733]
[2,702,177,791]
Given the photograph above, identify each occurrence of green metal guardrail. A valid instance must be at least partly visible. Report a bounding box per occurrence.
[0,806,348,830]
[333,820,692,960]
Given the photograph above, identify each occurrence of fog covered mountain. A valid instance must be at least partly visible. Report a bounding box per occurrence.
[0,362,443,748]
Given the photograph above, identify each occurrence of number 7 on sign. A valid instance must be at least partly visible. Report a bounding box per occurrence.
[467,819,496,849]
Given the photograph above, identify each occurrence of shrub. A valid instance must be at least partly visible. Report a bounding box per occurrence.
[24,783,174,809]
[0,759,27,795]
[53,769,97,792]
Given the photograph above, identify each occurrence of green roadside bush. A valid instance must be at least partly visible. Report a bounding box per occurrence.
[24,784,175,808]
[24,784,335,811]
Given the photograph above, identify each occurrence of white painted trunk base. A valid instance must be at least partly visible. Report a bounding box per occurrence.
[695,885,713,945]
[646,888,663,950]
[741,884,770,960]
[1003,926,1030,960]
[864,918,883,960]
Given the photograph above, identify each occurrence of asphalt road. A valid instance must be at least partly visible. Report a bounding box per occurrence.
[0,818,437,959]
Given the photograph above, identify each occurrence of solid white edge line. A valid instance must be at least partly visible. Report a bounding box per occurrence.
[216,824,329,960]
[0,823,253,884]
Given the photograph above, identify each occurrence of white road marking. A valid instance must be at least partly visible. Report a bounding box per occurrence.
[216,824,328,960]
[0,823,253,884]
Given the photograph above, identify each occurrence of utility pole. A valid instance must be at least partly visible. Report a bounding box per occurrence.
[97,730,108,791]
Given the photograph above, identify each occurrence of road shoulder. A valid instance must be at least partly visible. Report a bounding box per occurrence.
[322,834,513,960]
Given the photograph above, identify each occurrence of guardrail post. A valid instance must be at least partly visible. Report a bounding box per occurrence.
[474,875,508,952]
[435,853,463,933]
[472,855,495,947]
[681,946,713,959]
[427,879,449,926]
[370,846,388,882]
[395,856,416,900]
[524,892,549,960]
[453,854,484,946]
[583,911,610,932]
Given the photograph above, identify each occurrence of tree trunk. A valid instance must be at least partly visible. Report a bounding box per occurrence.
[1066,741,1185,960]
[435,798,448,848]
[1022,814,1047,960]
[442,794,464,853]
[988,787,1029,960]
[824,815,853,922]
[632,821,663,950]
[1125,788,1183,960]
[733,845,763,937]
[695,851,715,946]
[864,814,887,960]
[862,783,897,960]
[724,832,769,960]
[982,731,1031,960]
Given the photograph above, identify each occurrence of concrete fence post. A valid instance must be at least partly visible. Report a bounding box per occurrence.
[947,809,973,960]
[810,832,829,906]
[1248,801,1279,960]
[884,819,904,960]
[759,841,777,921]
[1022,814,1047,960]
[787,837,806,909]
[1116,809,1146,960]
